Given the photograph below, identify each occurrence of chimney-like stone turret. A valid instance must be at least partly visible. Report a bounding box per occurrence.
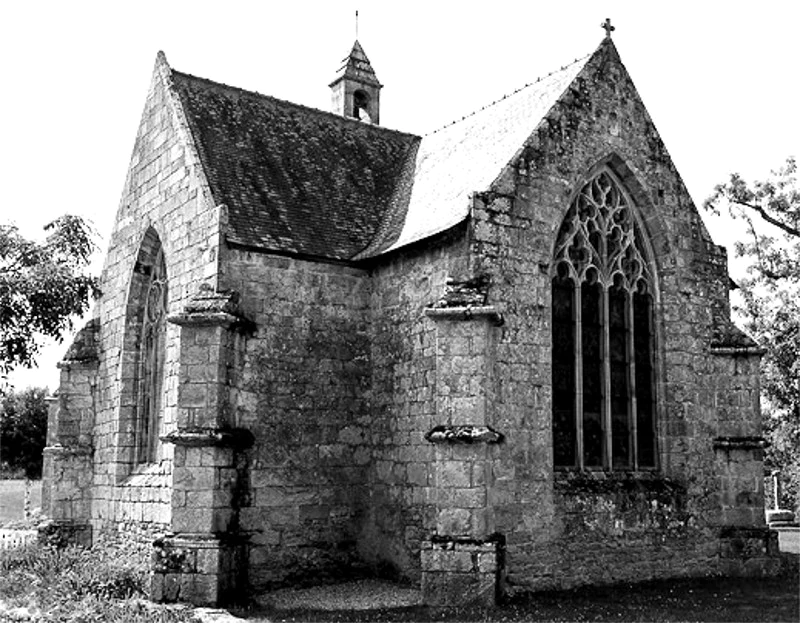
[330,40,382,125]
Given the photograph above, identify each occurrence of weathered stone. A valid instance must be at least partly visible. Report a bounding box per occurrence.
[43,33,780,610]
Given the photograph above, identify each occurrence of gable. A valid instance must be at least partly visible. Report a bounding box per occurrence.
[170,71,418,261]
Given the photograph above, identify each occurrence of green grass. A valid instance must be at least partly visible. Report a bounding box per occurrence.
[0,540,195,622]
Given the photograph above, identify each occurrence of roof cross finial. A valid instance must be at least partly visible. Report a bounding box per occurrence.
[601,18,615,39]
[355,10,359,40]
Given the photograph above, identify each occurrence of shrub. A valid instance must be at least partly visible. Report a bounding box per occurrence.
[0,540,194,622]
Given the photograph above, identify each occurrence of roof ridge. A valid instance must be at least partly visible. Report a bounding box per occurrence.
[425,52,591,137]
[171,69,417,140]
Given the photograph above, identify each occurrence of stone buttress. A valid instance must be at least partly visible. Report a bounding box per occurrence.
[40,319,99,547]
[420,276,506,606]
[151,286,253,605]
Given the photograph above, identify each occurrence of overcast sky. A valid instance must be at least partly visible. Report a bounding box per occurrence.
[2,1,798,390]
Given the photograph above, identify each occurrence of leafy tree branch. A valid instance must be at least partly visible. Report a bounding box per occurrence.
[0,215,99,380]
[705,156,800,511]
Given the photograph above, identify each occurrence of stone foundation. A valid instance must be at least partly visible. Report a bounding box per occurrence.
[37,519,93,548]
[717,527,783,575]
[151,534,246,605]
[421,536,504,607]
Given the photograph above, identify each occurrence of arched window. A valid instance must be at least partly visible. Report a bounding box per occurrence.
[132,236,168,465]
[552,169,656,470]
[353,89,371,122]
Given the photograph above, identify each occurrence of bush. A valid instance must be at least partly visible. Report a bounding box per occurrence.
[0,387,48,480]
[0,541,195,622]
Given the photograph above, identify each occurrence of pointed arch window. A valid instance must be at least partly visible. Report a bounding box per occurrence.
[552,170,657,471]
[134,243,168,465]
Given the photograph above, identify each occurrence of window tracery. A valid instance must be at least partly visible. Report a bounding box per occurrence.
[552,170,656,470]
[134,245,168,465]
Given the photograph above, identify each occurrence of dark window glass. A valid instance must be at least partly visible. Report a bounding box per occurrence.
[552,274,576,467]
[582,281,604,468]
[551,170,657,471]
[609,284,630,469]
[634,290,655,468]
[135,247,167,465]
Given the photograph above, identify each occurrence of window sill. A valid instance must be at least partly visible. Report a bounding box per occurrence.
[553,470,685,496]
[122,461,170,487]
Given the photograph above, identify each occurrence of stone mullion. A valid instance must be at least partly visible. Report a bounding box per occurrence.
[574,281,584,470]
[648,300,658,469]
[627,290,639,471]
[601,284,612,470]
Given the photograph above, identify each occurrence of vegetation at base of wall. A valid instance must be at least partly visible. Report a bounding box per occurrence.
[0,387,48,480]
[0,541,195,622]
[706,157,800,513]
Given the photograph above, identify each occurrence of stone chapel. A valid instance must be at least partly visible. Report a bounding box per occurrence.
[42,31,782,606]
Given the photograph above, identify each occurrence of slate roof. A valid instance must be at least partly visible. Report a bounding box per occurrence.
[364,53,593,256]
[171,71,417,260]
[167,41,601,261]
[330,40,382,89]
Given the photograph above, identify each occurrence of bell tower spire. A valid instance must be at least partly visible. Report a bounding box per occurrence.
[329,40,382,125]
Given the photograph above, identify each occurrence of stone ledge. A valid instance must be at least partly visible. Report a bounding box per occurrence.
[168,287,256,334]
[709,345,766,357]
[168,311,255,334]
[161,427,254,449]
[425,425,504,445]
[425,306,504,326]
[43,444,93,458]
[56,359,100,370]
[713,436,767,451]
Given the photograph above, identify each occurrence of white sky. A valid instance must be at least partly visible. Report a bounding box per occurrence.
[2,1,798,391]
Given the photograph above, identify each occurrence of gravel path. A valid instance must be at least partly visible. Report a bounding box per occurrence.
[258,579,421,612]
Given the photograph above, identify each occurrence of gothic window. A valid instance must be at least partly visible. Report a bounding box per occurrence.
[134,242,168,465]
[552,170,657,470]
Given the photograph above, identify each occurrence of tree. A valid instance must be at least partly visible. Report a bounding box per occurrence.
[0,215,98,382]
[0,386,48,480]
[705,157,800,512]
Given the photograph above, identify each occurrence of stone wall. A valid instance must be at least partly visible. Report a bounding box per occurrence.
[360,229,471,579]
[460,41,770,593]
[224,250,373,590]
[44,41,778,605]
[60,51,224,544]
[710,351,766,529]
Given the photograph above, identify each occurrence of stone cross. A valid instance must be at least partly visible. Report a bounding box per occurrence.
[602,18,615,39]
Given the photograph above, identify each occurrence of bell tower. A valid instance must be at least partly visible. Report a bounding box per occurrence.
[330,40,382,125]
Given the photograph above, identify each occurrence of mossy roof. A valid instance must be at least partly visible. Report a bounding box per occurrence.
[169,41,603,261]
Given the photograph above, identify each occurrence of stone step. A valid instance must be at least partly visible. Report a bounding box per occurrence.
[765,509,796,524]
